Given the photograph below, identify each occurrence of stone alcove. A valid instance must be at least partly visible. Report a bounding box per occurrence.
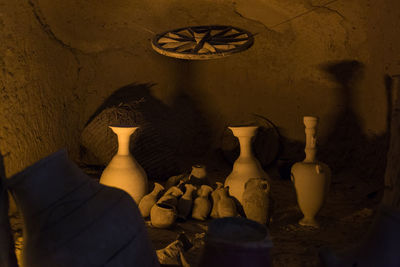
[1,0,400,265]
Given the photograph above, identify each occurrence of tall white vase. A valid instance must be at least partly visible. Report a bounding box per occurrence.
[291,116,331,227]
[100,126,148,204]
[224,126,269,206]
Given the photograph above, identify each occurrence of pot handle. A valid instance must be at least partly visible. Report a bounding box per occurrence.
[261,180,271,194]
[316,164,323,174]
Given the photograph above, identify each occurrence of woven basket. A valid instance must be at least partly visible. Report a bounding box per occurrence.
[81,100,179,180]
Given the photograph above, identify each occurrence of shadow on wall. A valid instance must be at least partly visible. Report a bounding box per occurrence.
[317,60,389,185]
[169,59,214,165]
[80,81,214,180]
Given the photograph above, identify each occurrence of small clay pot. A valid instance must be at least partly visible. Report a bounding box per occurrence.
[188,164,208,186]
[192,185,213,221]
[210,182,224,219]
[150,203,177,229]
[139,182,164,218]
[157,186,183,207]
[242,178,271,225]
[217,187,237,218]
[178,184,197,220]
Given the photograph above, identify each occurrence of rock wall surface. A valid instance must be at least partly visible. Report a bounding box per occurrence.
[0,0,399,176]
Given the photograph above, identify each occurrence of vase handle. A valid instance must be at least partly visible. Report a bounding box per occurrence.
[260,180,271,195]
[316,164,323,174]
[291,173,295,183]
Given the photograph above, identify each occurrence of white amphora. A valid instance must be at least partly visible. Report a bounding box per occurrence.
[224,126,269,206]
[291,116,331,227]
[100,126,148,204]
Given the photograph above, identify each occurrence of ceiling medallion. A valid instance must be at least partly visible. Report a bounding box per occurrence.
[151,25,254,60]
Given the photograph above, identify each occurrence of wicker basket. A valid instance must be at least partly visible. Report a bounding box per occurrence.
[81,100,179,180]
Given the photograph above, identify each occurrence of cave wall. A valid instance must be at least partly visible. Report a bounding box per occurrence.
[1,0,399,176]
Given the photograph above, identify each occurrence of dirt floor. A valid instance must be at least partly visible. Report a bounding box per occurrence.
[8,159,382,267]
[145,161,381,267]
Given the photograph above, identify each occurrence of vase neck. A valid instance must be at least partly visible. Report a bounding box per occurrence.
[109,126,137,156]
[304,124,317,163]
[116,132,132,156]
[238,136,253,158]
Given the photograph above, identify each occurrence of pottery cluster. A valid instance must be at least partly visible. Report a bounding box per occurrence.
[101,118,330,228]
[138,165,241,228]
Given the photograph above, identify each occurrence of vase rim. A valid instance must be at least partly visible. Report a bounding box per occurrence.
[109,125,139,129]
[228,125,259,136]
[303,116,318,120]
[228,124,258,129]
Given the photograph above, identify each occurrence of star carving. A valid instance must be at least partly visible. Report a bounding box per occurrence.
[152,25,254,60]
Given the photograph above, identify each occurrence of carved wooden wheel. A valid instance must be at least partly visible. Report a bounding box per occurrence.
[151,25,254,60]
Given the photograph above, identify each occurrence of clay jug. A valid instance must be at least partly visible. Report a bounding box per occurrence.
[224,126,270,206]
[177,184,197,220]
[198,217,273,267]
[139,182,164,218]
[192,185,213,221]
[5,149,159,267]
[291,116,331,227]
[157,186,183,207]
[100,126,148,204]
[210,182,224,219]
[150,203,177,229]
[217,187,237,218]
[242,178,271,225]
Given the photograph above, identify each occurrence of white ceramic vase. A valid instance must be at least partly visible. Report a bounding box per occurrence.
[291,116,331,227]
[100,126,148,204]
[224,126,269,206]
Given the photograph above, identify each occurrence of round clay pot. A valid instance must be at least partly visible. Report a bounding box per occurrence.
[150,203,177,228]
